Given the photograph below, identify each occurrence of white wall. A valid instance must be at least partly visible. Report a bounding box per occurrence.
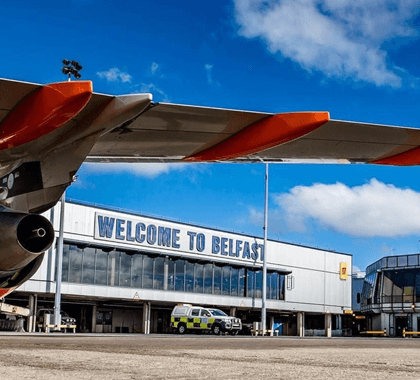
[18,201,352,314]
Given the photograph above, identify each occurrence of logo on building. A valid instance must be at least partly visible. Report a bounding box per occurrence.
[339,262,348,280]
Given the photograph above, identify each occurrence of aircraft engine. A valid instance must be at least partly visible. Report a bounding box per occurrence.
[0,212,54,290]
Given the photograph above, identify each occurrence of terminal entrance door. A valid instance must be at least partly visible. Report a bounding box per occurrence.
[151,309,171,333]
[96,310,112,333]
[395,316,408,337]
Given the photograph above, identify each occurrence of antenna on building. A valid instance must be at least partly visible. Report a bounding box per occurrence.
[62,59,83,81]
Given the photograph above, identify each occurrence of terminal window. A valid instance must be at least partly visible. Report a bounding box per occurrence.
[62,243,285,300]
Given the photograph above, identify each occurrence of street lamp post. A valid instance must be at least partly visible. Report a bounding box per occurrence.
[53,192,65,330]
[261,162,269,334]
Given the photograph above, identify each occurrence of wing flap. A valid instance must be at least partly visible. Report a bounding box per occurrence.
[3,78,420,166]
[253,120,420,162]
[88,103,420,165]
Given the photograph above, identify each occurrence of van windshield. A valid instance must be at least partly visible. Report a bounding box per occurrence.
[209,309,227,316]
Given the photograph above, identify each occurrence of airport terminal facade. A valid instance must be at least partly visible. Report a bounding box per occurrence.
[361,253,420,336]
[11,200,352,335]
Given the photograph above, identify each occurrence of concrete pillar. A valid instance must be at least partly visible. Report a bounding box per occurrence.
[297,312,305,337]
[164,259,169,291]
[229,307,236,317]
[33,294,38,332]
[325,313,332,338]
[92,305,97,333]
[143,302,151,334]
[337,315,342,330]
[27,294,35,333]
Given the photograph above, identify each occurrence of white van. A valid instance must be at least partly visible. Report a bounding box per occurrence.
[170,304,242,335]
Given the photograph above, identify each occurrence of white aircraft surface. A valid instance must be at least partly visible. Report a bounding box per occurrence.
[0,77,418,298]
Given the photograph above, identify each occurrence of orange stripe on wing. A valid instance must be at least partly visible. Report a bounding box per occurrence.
[184,112,329,162]
[0,81,92,150]
[372,146,420,166]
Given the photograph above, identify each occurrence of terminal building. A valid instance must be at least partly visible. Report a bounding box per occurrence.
[361,253,420,336]
[9,200,352,335]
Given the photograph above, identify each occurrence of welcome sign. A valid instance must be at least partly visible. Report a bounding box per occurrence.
[94,212,264,262]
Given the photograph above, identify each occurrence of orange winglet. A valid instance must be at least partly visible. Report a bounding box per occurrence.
[184,112,330,162]
[0,81,92,151]
[0,288,12,298]
[371,147,420,166]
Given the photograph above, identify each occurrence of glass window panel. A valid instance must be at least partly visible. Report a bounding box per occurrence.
[175,260,185,291]
[61,244,70,282]
[194,264,204,293]
[81,247,95,285]
[131,255,143,288]
[203,264,213,294]
[267,273,273,300]
[107,251,120,287]
[95,249,108,285]
[154,257,165,290]
[201,309,211,317]
[231,268,239,297]
[143,256,154,289]
[255,270,262,298]
[185,262,194,292]
[376,258,384,270]
[247,270,254,298]
[238,268,245,297]
[279,275,285,300]
[213,266,222,295]
[222,266,231,296]
[387,257,397,267]
[68,245,83,283]
[272,273,280,300]
[382,274,393,300]
[398,256,408,267]
[408,255,418,266]
[120,253,132,287]
[166,259,175,291]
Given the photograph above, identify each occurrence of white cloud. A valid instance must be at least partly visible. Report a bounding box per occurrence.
[151,62,159,75]
[352,266,365,277]
[275,179,420,237]
[97,68,132,83]
[240,205,288,235]
[139,83,169,101]
[204,64,220,87]
[233,0,420,87]
[82,163,187,179]
[205,64,214,84]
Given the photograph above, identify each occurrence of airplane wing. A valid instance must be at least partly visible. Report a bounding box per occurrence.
[86,102,420,166]
[2,78,419,169]
[0,76,419,299]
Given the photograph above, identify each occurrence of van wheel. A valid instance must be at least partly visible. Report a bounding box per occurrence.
[177,323,187,334]
[212,324,221,335]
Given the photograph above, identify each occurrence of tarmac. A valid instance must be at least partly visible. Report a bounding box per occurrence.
[0,333,419,379]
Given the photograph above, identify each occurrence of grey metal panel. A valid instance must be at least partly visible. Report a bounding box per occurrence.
[88,106,420,163]
[1,78,420,165]
[89,103,270,159]
[0,78,40,110]
[257,120,420,162]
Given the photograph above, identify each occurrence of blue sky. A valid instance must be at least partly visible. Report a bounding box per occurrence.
[2,0,420,271]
